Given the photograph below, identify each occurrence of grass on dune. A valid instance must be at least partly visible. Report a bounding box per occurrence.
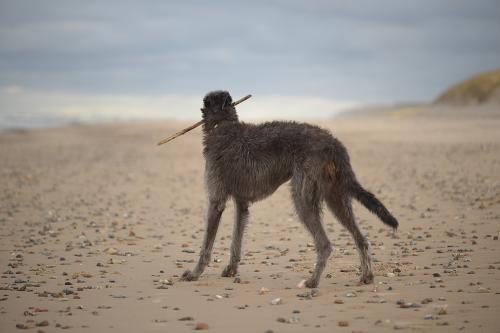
[435,68,500,106]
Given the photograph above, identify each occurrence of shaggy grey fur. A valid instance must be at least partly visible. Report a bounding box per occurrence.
[181,90,399,287]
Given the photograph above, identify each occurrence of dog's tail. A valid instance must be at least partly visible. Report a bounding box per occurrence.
[349,180,399,229]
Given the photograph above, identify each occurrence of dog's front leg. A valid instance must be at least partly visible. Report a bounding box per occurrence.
[181,199,226,281]
[222,201,249,277]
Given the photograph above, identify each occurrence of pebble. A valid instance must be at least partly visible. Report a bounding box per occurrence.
[421,298,433,304]
[296,279,306,288]
[396,299,420,308]
[104,247,119,255]
[393,322,410,330]
[433,305,448,315]
[159,279,173,286]
[259,287,270,295]
[195,322,209,330]
[338,320,349,327]
[270,298,282,305]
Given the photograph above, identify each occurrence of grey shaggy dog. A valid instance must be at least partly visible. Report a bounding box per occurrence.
[181,90,398,288]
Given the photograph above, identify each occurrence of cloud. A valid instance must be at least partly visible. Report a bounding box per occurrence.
[0,0,499,119]
[0,85,23,94]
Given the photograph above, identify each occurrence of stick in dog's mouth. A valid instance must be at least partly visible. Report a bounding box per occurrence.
[157,94,252,146]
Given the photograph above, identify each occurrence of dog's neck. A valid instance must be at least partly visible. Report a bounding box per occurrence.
[202,111,239,133]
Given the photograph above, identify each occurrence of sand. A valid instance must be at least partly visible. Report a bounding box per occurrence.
[0,106,499,332]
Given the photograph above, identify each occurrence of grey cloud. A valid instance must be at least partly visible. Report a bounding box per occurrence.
[0,0,499,103]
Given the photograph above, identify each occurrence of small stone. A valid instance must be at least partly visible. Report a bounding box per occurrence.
[104,247,119,255]
[195,322,209,330]
[436,321,449,326]
[62,288,73,295]
[178,316,194,321]
[421,298,433,304]
[296,279,306,289]
[393,322,410,330]
[338,320,349,327]
[259,287,270,295]
[334,299,344,304]
[276,317,287,323]
[433,304,448,315]
[297,292,312,300]
[16,323,29,329]
[270,298,282,305]
[36,320,49,327]
[159,279,173,286]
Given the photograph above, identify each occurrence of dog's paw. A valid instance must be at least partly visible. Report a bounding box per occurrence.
[358,272,374,285]
[221,265,237,277]
[304,278,319,289]
[180,270,198,281]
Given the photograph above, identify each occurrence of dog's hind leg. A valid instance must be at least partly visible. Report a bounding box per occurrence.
[222,200,249,277]
[326,192,374,284]
[181,198,227,281]
[292,174,332,288]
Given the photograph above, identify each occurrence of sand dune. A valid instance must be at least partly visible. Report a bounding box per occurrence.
[0,106,499,332]
[435,68,500,106]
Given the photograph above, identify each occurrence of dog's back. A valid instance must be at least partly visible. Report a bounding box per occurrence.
[203,120,350,203]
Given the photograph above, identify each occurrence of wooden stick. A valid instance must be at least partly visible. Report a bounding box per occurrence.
[231,94,252,106]
[157,94,252,146]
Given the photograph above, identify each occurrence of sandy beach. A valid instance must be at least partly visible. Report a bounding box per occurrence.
[1,106,499,332]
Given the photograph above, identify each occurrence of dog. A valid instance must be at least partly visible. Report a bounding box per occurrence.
[181,90,398,288]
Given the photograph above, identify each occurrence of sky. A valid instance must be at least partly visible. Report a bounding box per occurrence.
[1,0,500,127]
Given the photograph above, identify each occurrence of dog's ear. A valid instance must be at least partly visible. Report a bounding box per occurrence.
[203,91,233,111]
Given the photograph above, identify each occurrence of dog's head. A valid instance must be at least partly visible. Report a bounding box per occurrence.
[201,90,238,130]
